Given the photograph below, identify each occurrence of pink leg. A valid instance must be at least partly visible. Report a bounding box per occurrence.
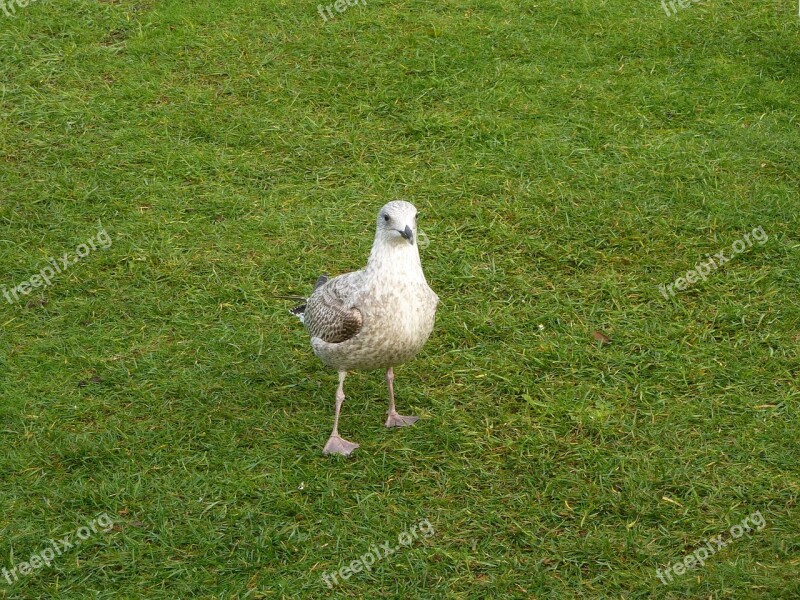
[384,367,419,428]
[323,371,359,456]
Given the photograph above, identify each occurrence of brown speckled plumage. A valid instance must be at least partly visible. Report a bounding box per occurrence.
[304,272,364,344]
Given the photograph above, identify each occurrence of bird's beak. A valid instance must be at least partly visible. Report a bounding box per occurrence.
[399,225,414,245]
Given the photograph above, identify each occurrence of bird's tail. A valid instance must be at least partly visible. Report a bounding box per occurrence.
[270,295,306,321]
[277,274,328,324]
[289,303,306,323]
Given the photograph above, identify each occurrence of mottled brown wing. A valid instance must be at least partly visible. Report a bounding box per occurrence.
[304,272,364,344]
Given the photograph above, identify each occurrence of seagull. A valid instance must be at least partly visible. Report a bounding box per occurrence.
[290,201,439,456]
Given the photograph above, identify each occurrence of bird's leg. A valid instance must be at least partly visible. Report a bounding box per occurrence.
[384,367,419,428]
[323,371,359,456]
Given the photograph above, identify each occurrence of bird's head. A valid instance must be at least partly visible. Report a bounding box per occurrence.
[375,200,419,247]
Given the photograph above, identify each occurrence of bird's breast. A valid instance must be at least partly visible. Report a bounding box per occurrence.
[363,282,436,345]
[311,280,437,371]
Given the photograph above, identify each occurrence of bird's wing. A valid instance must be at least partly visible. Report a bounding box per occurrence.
[304,271,364,343]
[313,274,329,291]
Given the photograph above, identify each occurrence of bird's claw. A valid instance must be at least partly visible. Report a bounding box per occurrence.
[385,412,419,428]
[323,435,359,456]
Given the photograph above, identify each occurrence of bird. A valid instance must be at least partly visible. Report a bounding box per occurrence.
[290,200,439,456]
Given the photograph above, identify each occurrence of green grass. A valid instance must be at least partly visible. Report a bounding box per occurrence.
[1,0,799,597]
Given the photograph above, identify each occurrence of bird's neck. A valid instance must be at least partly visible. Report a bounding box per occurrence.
[365,239,425,281]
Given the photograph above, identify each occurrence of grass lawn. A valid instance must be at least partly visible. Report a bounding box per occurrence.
[1,0,799,597]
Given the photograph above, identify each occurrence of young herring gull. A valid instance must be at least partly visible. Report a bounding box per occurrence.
[291,201,439,456]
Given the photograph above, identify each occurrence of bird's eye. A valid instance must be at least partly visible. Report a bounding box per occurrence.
[383,214,390,222]
[414,213,418,221]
